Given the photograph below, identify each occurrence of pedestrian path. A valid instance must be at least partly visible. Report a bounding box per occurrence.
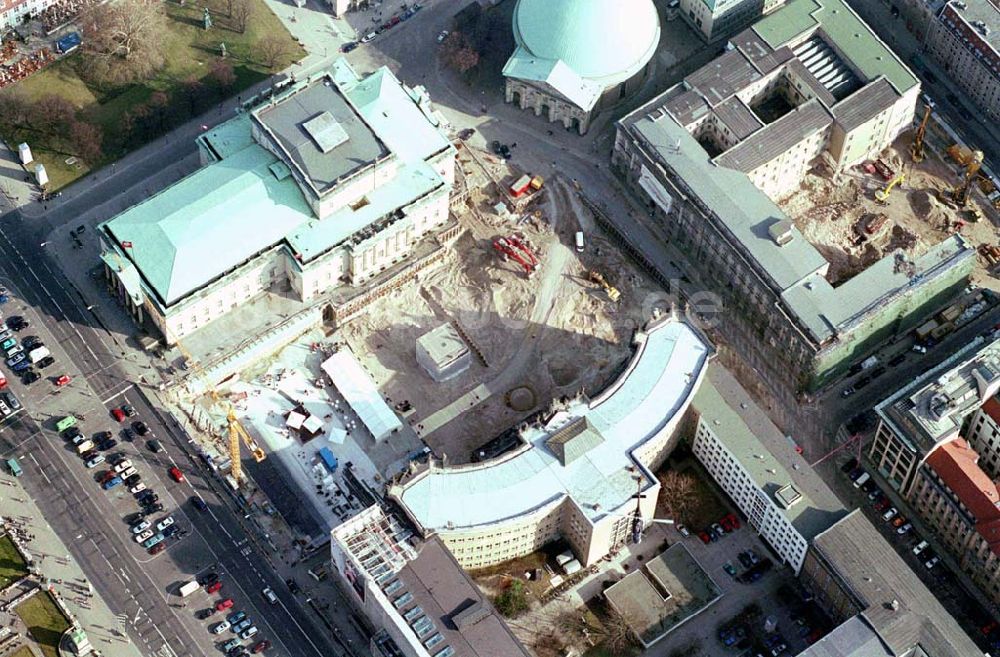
[0,469,145,657]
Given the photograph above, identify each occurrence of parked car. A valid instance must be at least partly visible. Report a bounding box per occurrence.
[361,32,376,43]
[142,533,165,549]
[896,522,913,535]
[227,611,247,625]
[840,457,859,474]
[252,640,270,654]
[925,555,941,569]
[156,516,175,532]
[112,408,125,422]
[436,30,449,43]
[148,543,166,555]
[723,562,738,577]
[102,476,123,490]
[240,627,259,640]
[85,454,105,468]
[212,621,231,634]
[132,421,149,435]
[207,581,223,595]
[340,41,358,53]
[131,520,151,534]
[882,507,898,522]
[232,619,252,634]
[913,540,929,555]
[36,355,55,369]
[134,530,154,543]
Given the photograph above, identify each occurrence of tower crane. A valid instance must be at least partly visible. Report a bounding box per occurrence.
[875,173,906,204]
[168,332,265,484]
[952,149,984,207]
[910,104,931,163]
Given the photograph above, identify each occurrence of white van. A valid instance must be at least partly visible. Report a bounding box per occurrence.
[852,472,870,488]
[76,440,94,454]
[575,231,585,252]
[28,346,50,364]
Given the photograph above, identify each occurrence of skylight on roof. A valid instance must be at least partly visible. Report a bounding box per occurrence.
[303,112,349,153]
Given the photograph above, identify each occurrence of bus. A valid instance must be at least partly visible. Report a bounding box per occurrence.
[56,416,77,433]
[6,457,22,477]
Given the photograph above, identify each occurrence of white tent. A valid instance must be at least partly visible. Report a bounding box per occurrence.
[321,349,402,442]
[302,414,324,435]
[286,411,306,430]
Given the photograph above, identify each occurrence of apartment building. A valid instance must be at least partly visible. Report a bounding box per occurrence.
[799,510,981,657]
[925,0,1000,121]
[390,318,712,569]
[679,0,785,42]
[868,336,999,494]
[330,506,532,657]
[965,396,1000,477]
[612,0,975,392]
[0,0,54,29]
[691,365,845,573]
[99,60,456,345]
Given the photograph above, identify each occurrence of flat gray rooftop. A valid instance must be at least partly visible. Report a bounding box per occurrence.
[254,78,389,194]
[714,99,833,172]
[398,538,532,657]
[812,510,980,657]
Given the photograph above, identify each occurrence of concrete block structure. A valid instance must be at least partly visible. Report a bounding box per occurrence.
[330,506,532,657]
[502,0,659,135]
[612,0,977,391]
[691,365,846,573]
[679,0,785,42]
[98,60,456,345]
[867,337,1000,604]
[390,318,712,569]
[415,324,470,382]
[799,510,981,657]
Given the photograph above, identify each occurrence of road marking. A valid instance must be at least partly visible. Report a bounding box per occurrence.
[102,385,135,405]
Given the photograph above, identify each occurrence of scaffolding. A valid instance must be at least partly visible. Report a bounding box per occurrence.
[342,509,416,577]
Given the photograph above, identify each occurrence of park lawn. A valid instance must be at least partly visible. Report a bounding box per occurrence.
[0,533,29,589]
[0,0,303,189]
[14,591,71,657]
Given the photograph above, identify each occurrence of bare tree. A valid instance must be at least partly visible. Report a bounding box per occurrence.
[441,31,479,73]
[658,469,700,524]
[598,606,639,656]
[231,0,253,34]
[0,91,30,131]
[79,0,167,85]
[257,35,288,69]
[209,59,236,89]
[32,95,76,134]
[70,120,103,163]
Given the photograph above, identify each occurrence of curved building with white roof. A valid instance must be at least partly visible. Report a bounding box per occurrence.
[502,0,661,134]
[390,318,712,569]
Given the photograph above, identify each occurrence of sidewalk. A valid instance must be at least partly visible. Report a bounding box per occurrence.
[0,472,145,657]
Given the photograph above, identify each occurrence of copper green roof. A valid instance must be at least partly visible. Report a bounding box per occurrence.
[752,0,918,94]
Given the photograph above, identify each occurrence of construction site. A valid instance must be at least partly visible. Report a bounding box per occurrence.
[780,110,1000,291]
[165,138,663,545]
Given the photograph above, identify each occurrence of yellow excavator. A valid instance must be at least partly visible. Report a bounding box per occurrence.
[589,270,621,302]
[953,149,984,207]
[171,332,265,484]
[875,173,905,204]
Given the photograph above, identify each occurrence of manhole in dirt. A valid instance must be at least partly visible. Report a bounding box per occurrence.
[506,386,536,412]
[548,361,579,387]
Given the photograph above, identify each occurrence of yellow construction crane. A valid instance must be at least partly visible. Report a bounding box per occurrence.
[910,105,931,163]
[875,173,906,204]
[953,149,984,207]
[169,332,265,484]
[588,270,621,302]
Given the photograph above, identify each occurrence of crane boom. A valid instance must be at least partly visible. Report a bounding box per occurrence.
[910,105,931,163]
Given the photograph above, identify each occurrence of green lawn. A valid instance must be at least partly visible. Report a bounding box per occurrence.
[8,647,36,657]
[1,0,304,189]
[14,591,71,657]
[0,533,29,589]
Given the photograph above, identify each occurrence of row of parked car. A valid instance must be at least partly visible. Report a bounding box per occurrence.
[195,572,270,655]
[354,2,424,45]
[696,512,742,544]
[1,310,55,390]
[843,459,941,570]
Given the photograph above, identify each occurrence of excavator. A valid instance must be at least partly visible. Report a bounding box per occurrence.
[952,149,984,208]
[910,104,931,163]
[589,270,620,303]
[875,173,905,204]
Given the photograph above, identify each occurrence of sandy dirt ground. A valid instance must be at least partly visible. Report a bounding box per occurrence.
[779,136,1000,291]
[341,157,663,463]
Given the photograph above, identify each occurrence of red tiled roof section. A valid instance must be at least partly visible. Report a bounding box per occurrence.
[983,396,1000,426]
[926,438,1000,555]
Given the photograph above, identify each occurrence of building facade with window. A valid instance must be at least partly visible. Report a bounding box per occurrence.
[0,0,55,29]
[691,365,845,573]
[925,0,1000,121]
[502,0,660,134]
[98,60,456,344]
[679,0,785,42]
[390,318,712,569]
